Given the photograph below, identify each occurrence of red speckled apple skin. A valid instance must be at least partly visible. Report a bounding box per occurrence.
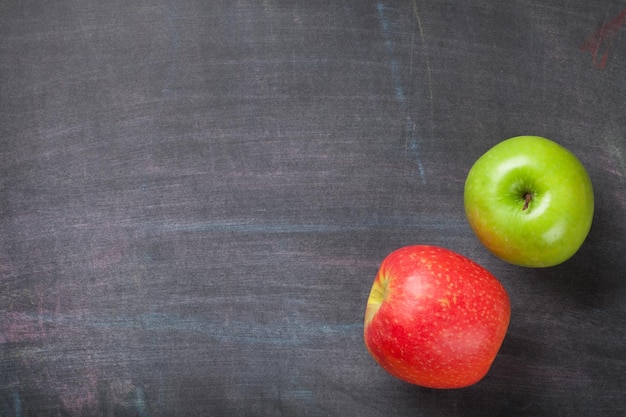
[364,245,511,389]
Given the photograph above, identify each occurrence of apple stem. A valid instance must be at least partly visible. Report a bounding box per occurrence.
[522,193,532,211]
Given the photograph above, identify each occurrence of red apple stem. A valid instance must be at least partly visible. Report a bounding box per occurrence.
[522,193,532,211]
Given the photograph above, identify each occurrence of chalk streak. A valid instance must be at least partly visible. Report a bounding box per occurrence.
[139,215,466,236]
[605,137,625,180]
[580,7,626,69]
[163,0,180,93]
[14,311,363,347]
[412,0,433,103]
[13,388,22,417]
[376,3,406,102]
[406,117,426,179]
[135,387,149,417]
[376,2,427,183]
[412,0,434,143]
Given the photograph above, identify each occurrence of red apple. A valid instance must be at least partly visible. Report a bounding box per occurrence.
[364,245,511,389]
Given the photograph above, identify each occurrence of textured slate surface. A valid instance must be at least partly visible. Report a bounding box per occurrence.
[1,1,625,416]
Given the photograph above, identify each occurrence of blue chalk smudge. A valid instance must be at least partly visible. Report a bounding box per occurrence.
[133,212,468,242]
[140,214,465,237]
[163,0,179,94]
[135,386,149,417]
[406,116,426,180]
[30,310,366,348]
[376,2,426,183]
[376,3,406,103]
[13,388,22,417]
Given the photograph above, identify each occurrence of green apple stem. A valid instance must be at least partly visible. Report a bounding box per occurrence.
[522,193,532,211]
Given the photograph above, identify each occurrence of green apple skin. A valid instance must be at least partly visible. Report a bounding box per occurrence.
[464,136,594,268]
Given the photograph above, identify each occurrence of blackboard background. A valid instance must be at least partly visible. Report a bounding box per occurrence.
[1,1,625,416]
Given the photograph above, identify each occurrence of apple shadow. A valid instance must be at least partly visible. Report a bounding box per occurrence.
[397,371,547,417]
[525,185,626,310]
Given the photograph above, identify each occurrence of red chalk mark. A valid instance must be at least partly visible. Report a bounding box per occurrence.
[580,7,626,68]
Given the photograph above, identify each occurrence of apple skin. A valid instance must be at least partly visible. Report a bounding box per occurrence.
[464,136,594,268]
[364,245,511,389]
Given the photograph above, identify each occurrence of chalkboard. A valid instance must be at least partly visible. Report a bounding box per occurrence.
[1,1,625,416]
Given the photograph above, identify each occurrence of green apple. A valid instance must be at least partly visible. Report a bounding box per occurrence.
[464,136,594,268]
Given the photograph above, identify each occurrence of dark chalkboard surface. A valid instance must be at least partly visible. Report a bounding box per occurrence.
[2,1,625,416]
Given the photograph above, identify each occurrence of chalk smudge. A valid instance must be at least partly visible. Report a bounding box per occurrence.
[376,2,406,102]
[3,310,362,348]
[141,213,466,237]
[580,7,626,68]
[13,388,22,417]
[376,2,427,183]
[163,0,180,93]
[412,0,433,104]
[135,386,149,417]
[605,139,625,179]
[412,0,434,141]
